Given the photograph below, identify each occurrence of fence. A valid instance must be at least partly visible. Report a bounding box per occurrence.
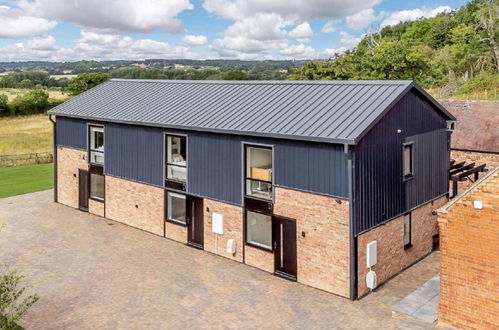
[0,152,53,167]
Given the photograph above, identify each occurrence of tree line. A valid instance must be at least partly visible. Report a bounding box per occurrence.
[290,0,499,97]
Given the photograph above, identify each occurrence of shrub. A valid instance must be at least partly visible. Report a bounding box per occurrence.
[9,90,49,115]
[67,73,109,95]
[0,94,7,115]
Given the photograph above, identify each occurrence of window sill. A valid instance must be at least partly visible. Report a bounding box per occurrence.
[245,241,273,253]
[166,219,187,227]
[404,243,413,250]
[89,197,104,203]
[403,175,414,182]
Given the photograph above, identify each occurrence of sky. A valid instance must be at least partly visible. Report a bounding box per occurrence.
[0,0,469,62]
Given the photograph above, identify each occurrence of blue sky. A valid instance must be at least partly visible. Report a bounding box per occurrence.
[0,0,468,61]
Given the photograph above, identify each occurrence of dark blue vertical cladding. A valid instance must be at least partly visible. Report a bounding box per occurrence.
[188,133,243,205]
[187,133,349,205]
[56,116,87,149]
[105,123,164,186]
[353,90,448,235]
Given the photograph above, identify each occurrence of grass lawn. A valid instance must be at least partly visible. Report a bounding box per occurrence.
[0,114,52,156]
[0,163,53,198]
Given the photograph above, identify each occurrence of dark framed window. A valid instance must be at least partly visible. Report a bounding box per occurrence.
[89,125,104,165]
[166,191,187,225]
[89,165,104,201]
[403,142,413,179]
[404,213,412,248]
[245,145,272,200]
[245,209,272,250]
[166,135,187,183]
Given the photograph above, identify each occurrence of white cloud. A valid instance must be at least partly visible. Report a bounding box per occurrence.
[210,13,288,59]
[181,35,208,46]
[346,8,377,30]
[0,5,57,39]
[380,6,452,28]
[280,43,315,59]
[17,0,193,33]
[203,0,381,22]
[321,20,339,33]
[339,31,362,49]
[288,22,313,43]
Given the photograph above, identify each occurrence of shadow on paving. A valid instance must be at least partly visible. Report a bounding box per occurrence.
[0,190,440,329]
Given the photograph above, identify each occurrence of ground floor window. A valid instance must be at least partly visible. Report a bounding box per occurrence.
[404,213,412,248]
[167,192,186,225]
[246,210,272,250]
[89,166,104,201]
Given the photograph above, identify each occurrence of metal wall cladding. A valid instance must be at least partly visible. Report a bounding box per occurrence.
[56,116,87,150]
[57,118,349,205]
[353,91,448,235]
[104,123,164,186]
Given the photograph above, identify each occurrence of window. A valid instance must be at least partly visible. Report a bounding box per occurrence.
[403,143,413,178]
[167,192,186,225]
[246,210,272,250]
[404,213,411,248]
[89,126,104,164]
[166,135,187,182]
[245,146,272,200]
[90,173,104,200]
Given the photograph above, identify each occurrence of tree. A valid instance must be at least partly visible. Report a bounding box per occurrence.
[10,90,49,115]
[67,73,109,95]
[0,94,7,115]
[476,0,499,72]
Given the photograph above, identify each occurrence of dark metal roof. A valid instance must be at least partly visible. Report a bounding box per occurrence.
[48,79,454,144]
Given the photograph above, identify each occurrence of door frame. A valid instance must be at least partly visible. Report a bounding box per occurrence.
[273,215,297,281]
[187,195,204,249]
[78,169,89,212]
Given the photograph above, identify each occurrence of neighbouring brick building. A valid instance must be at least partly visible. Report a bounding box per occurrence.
[48,79,455,299]
[439,99,499,191]
[437,167,498,329]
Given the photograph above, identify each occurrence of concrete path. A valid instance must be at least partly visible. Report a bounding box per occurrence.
[1,190,441,329]
[393,275,440,324]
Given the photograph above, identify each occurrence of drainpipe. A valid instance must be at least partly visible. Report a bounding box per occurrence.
[345,144,357,300]
[49,115,57,202]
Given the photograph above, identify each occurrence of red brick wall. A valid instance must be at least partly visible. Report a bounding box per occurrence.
[245,245,274,273]
[88,199,104,217]
[57,147,87,208]
[203,198,243,262]
[357,196,448,297]
[438,168,498,329]
[105,176,164,236]
[274,187,350,298]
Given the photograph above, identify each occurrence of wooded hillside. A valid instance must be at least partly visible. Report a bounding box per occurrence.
[290,0,499,97]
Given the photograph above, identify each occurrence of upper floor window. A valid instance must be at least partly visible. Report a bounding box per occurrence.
[166,135,187,182]
[245,145,272,200]
[89,126,104,165]
[403,143,413,179]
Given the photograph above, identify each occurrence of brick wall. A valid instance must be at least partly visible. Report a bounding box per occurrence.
[245,245,274,273]
[357,196,448,297]
[438,168,498,329]
[57,147,87,208]
[274,187,350,298]
[165,221,187,244]
[203,199,243,262]
[88,199,104,217]
[105,176,164,236]
[451,150,499,169]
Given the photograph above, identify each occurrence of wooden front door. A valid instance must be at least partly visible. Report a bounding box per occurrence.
[78,169,89,211]
[187,196,204,249]
[273,215,297,281]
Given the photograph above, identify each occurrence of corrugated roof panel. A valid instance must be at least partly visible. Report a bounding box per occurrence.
[48,79,452,144]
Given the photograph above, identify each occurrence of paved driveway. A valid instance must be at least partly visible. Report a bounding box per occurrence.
[0,190,440,329]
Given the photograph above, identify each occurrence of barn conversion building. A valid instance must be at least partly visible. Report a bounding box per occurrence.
[48,79,456,299]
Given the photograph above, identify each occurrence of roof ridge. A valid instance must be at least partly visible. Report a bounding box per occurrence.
[109,78,414,85]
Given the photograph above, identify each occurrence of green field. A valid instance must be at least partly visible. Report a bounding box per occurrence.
[0,163,53,198]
